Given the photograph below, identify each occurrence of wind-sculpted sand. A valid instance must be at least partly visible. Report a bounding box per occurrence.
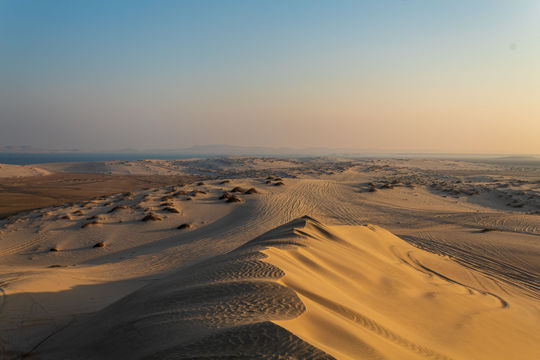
[21,217,540,359]
[0,158,539,359]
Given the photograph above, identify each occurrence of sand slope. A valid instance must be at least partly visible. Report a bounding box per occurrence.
[37,217,540,359]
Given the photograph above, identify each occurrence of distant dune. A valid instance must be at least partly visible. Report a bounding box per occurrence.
[0,163,51,178]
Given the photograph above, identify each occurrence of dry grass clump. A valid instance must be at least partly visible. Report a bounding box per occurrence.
[191,190,207,196]
[274,177,283,181]
[231,186,246,193]
[274,181,285,186]
[163,206,180,213]
[245,187,259,194]
[380,183,394,189]
[265,180,272,184]
[266,176,275,180]
[108,205,128,213]
[141,213,162,222]
[368,186,377,192]
[177,223,192,230]
[226,195,242,203]
[93,241,105,248]
[81,220,102,228]
[219,191,231,200]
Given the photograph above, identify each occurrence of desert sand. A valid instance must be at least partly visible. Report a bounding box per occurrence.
[0,157,539,359]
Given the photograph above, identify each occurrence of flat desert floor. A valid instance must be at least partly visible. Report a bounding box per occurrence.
[0,157,539,359]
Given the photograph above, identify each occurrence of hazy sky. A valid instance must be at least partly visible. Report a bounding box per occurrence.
[1,0,539,153]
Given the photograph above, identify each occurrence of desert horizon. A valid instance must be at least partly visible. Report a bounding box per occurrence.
[1,0,539,359]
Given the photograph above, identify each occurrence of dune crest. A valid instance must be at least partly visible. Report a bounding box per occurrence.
[35,217,540,359]
[266,218,539,360]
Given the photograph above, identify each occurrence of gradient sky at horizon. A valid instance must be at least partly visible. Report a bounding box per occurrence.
[1,0,539,154]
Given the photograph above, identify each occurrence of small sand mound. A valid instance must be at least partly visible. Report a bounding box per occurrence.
[81,220,102,228]
[173,190,188,197]
[163,206,180,214]
[274,181,285,186]
[197,181,206,186]
[177,223,192,230]
[61,214,72,220]
[73,210,84,216]
[227,195,242,203]
[265,180,272,184]
[219,180,230,184]
[141,213,162,222]
[231,186,246,193]
[93,242,105,248]
[161,195,173,201]
[86,215,102,220]
[191,190,207,196]
[245,187,259,194]
[160,202,174,207]
[49,247,58,252]
[184,197,192,201]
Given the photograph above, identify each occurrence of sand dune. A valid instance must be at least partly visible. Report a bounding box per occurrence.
[22,216,536,359]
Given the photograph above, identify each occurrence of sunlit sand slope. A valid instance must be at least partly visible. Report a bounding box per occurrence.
[40,217,540,359]
[268,218,540,360]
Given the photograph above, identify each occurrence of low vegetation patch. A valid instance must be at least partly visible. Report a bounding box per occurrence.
[141,213,162,222]
[226,195,242,203]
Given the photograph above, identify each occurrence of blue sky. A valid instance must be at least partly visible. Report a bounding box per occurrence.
[1,0,539,153]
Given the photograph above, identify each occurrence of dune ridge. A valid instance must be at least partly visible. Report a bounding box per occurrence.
[36,216,539,359]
